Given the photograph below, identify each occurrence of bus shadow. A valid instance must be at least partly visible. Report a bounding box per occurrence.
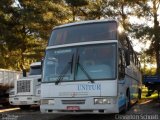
[53,114,116,120]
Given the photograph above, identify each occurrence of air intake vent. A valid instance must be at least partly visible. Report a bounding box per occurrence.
[17,80,30,93]
[62,100,85,104]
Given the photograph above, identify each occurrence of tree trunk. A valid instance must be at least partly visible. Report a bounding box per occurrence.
[121,2,127,30]
[153,0,160,74]
[72,6,76,21]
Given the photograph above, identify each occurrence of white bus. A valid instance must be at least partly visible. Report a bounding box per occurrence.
[40,19,142,114]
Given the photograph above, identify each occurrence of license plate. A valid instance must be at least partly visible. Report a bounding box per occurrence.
[67,106,80,110]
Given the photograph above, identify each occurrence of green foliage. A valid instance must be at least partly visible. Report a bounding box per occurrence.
[65,0,88,7]
[0,0,159,74]
[132,0,160,74]
[64,0,88,21]
[85,0,109,20]
[0,0,70,70]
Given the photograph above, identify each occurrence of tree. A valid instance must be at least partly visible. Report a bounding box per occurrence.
[84,0,109,20]
[15,0,70,70]
[0,0,17,69]
[65,0,88,21]
[0,0,70,70]
[133,0,160,74]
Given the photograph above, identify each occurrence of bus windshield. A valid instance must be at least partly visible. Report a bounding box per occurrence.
[43,43,117,82]
[48,22,117,46]
[29,66,41,75]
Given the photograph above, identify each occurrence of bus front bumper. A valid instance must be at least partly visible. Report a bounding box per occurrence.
[9,96,40,105]
[40,97,120,114]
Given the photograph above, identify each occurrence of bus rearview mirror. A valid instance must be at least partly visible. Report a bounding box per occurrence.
[23,69,27,77]
[125,51,130,66]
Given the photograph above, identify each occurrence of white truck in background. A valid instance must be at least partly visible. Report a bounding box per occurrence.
[9,62,41,110]
[0,69,22,106]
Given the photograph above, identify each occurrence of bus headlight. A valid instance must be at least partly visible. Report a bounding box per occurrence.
[94,98,111,104]
[41,99,55,105]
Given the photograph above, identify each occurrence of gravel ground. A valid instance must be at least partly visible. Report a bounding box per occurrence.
[1,99,160,120]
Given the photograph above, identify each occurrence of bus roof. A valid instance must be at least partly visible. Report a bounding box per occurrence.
[54,19,117,30]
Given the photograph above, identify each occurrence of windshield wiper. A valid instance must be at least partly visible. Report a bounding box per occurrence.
[76,55,94,83]
[55,54,74,85]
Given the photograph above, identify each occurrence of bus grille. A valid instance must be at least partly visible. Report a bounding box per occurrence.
[17,80,30,93]
[62,100,85,104]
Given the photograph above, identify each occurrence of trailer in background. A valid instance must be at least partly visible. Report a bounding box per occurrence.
[0,69,22,106]
[143,75,160,98]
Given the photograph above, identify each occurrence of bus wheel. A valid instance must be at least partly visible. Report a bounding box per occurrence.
[121,90,131,114]
[157,91,160,101]
[138,89,142,100]
[126,90,131,110]
[2,102,10,107]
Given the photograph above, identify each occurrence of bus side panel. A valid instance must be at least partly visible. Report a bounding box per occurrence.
[41,80,117,98]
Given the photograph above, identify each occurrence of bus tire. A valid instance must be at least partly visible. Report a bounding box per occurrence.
[19,105,30,110]
[126,90,131,110]
[2,102,10,107]
[138,89,141,100]
[158,91,160,99]
[121,89,131,114]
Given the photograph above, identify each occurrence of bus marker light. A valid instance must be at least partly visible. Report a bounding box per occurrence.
[94,98,111,104]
